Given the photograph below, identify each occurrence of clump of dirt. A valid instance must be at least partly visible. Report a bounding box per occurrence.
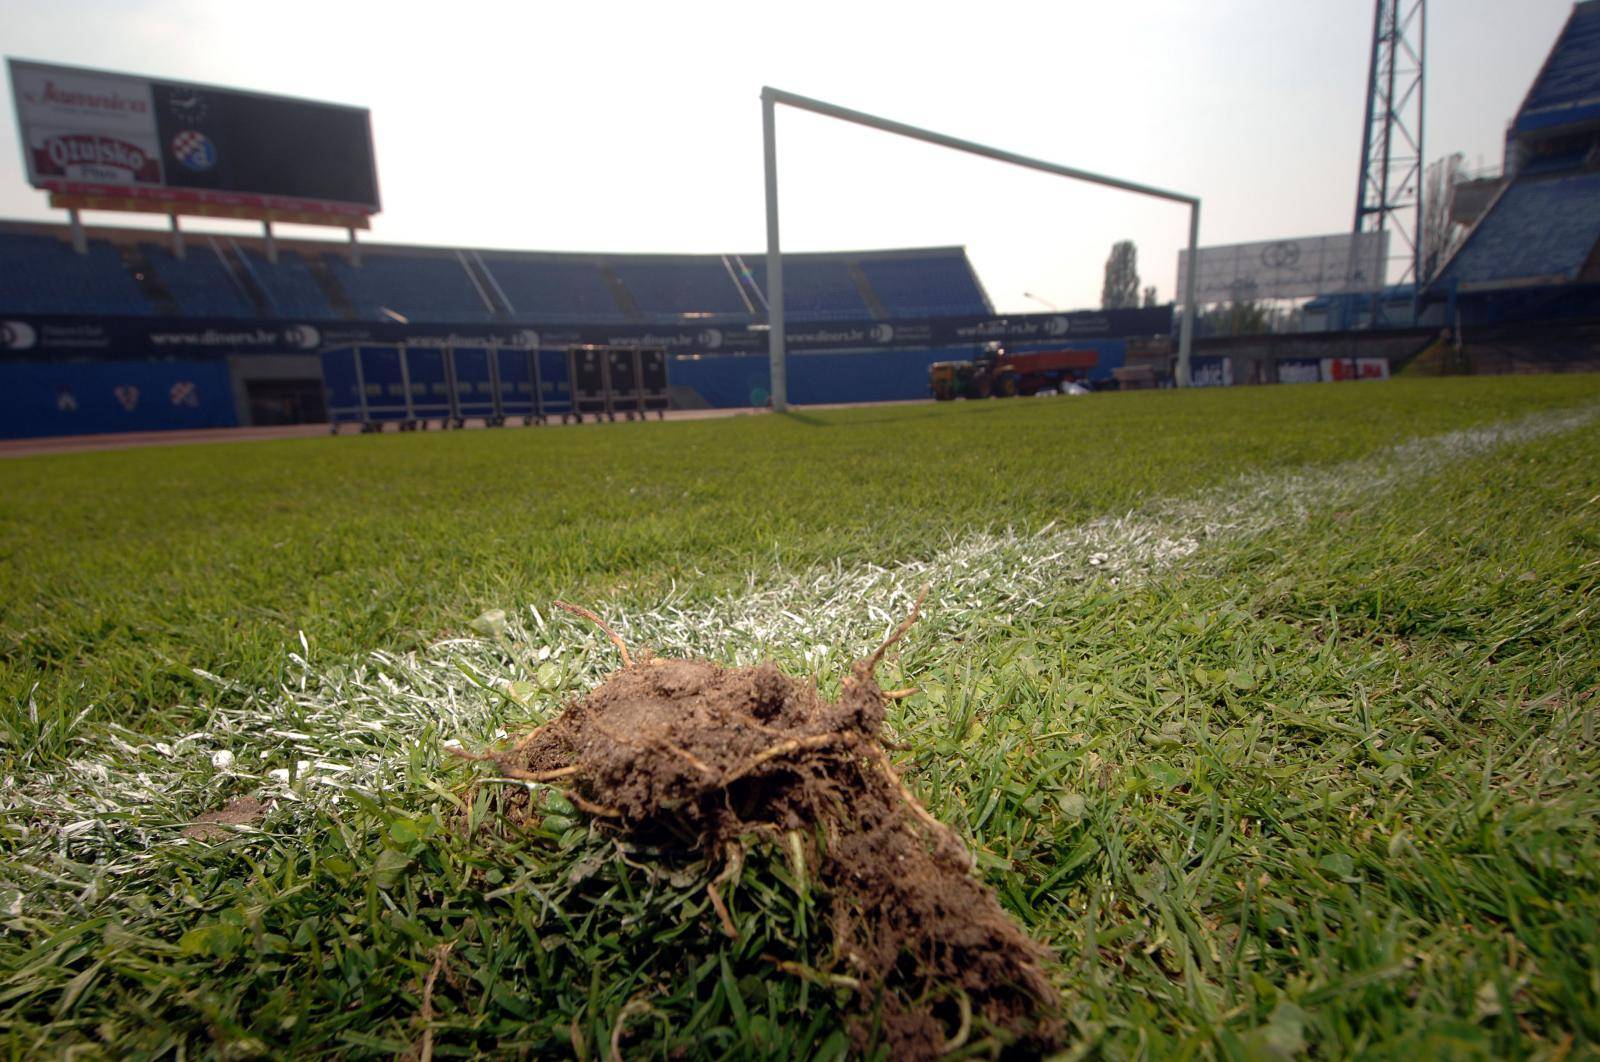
[182,796,265,841]
[475,599,1062,1057]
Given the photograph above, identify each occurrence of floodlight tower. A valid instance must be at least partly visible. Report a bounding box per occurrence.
[1352,0,1426,318]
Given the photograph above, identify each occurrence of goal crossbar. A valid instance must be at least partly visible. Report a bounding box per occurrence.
[761,86,1202,406]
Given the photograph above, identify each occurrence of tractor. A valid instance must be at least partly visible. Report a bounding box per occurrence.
[929,342,1100,400]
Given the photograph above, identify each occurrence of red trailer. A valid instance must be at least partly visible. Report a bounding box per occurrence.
[929,344,1100,399]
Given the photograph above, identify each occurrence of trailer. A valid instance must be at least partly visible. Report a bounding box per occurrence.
[322,341,634,432]
[564,345,670,422]
[568,345,610,422]
[639,348,670,418]
[494,346,545,425]
[606,347,643,419]
[538,348,577,423]
[322,344,417,431]
[404,346,451,428]
[929,343,1101,400]
[606,347,672,420]
[447,345,498,427]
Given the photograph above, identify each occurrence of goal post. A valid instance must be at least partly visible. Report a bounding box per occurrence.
[760,86,1202,408]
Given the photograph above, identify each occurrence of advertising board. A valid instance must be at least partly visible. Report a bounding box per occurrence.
[8,59,379,222]
[1176,232,1389,303]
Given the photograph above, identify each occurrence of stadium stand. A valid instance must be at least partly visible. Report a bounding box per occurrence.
[858,250,990,318]
[1401,319,1600,375]
[236,247,338,320]
[0,216,994,326]
[0,231,152,316]
[140,242,256,318]
[482,254,629,324]
[1513,0,1600,135]
[322,249,495,322]
[745,255,873,320]
[1430,172,1600,289]
[606,257,750,319]
[1425,1,1600,309]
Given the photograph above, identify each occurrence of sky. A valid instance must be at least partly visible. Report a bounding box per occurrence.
[0,0,1577,313]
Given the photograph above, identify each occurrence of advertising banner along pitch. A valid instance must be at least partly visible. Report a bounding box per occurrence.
[0,306,1174,360]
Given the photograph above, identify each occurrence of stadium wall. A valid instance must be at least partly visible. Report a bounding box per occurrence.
[0,310,1162,437]
[1194,329,1434,384]
[669,340,1127,408]
[0,359,236,438]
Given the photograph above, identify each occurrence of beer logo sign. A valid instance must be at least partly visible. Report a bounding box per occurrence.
[33,133,160,183]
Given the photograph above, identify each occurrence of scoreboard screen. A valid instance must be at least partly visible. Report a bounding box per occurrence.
[9,58,379,221]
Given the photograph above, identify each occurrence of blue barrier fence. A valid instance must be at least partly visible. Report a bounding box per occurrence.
[0,359,236,438]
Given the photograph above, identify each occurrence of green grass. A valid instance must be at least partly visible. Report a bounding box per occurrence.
[3,376,1599,1057]
[3,376,1598,738]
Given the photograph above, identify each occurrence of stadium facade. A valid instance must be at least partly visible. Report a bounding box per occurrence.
[8,2,1600,437]
[0,222,1174,437]
[1421,0,1600,338]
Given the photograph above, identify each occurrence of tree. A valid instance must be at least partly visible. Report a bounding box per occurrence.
[1199,299,1273,336]
[1142,285,1159,308]
[1101,240,1141,310]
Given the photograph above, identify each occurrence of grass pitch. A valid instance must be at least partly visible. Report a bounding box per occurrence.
[2,376,1599,1056]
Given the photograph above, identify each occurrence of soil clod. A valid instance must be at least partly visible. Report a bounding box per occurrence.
[478,597,1062,1056]
[182,796,265,841]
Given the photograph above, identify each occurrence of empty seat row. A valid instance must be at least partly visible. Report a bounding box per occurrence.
[482,255,626,323]
[1434,171,1600,287]
[858,255,989,318]
[1516,3,1600,133]
[0,234,151,316]
[0,229,994,323]
[323,251,495,323]
[139,243,254,318]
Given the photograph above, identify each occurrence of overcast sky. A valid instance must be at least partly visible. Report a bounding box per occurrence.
[0,0,1576,312]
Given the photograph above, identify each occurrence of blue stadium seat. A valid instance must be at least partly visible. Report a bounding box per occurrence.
[858,253,990,318]
[1516,2,1600,134]
[1518,144,1592,176]
[141,243,256,318]
[0,221,995,329]
[746,257,869,320]
[237,248,337,319]
[484,256,626,323]
[323,251,494,322]
[607,259,748,318]
[0,233,152,316]
[1434,171,1600,288]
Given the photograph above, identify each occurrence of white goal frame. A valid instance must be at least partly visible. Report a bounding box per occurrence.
[761,87,1201,408]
